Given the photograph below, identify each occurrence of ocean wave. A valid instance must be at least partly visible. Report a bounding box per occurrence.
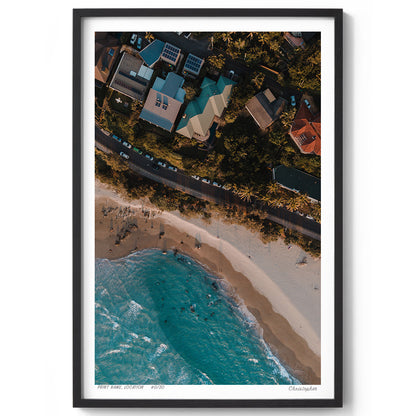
[95,250,299,385]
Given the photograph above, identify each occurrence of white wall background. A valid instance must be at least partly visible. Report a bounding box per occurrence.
[0,0,415,415]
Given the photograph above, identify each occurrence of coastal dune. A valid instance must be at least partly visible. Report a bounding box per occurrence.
[95,180,321,384]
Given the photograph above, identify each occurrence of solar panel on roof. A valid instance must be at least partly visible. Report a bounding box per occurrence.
[184,54,203,74]
[161,43,180,63]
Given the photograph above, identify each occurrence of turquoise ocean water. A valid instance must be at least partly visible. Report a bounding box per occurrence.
[95,249,299,385]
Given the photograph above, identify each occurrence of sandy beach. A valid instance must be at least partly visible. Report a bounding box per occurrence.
[95,180,321,384]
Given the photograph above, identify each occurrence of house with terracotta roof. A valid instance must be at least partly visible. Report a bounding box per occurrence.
[176,76,236,140]
[139,72,186,132]
[284,32,305,49]
[109,52,154,102]
[245,89,287,130]
[95,33,121,85]
[289,101,321,156]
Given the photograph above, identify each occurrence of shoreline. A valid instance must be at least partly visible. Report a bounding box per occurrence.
[95,180,321,384]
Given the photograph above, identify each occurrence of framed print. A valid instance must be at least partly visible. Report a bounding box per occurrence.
[73,8,343,407]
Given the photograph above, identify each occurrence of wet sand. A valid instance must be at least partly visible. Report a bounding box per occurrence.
[95,191,321,384]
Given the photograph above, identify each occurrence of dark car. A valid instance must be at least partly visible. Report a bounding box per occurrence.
[152,163,160,170]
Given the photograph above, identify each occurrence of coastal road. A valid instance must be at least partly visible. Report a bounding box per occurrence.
[95,126,321,241]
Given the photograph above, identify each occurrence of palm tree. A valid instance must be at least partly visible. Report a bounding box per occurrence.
[221,32,233,46]
[237,185,256,202]
[246,32,255,41]
[234,38,247,51]
[259,194,272,206]
[267,182,280,195]
[145,32,154,42]
[257,33,268,49]
[286,197,301,212]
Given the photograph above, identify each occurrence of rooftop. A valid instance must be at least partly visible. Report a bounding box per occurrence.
[273,165,321,201]
[139,39,165,67]
[160,43,181,66]
[95,33,121,84]
[245,89,287,130]
[177,75,236,139]
[109,52,152,101]
[139,73,186,132]
[289,101,321,156]
[183,53,204,76]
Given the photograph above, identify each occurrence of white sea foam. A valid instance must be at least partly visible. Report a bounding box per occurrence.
[142,336,152,343]
[155,343,168,356]
[119,343,131,349]
[99,349,123,358]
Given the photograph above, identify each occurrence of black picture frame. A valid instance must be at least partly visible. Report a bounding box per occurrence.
[73,8,343,408]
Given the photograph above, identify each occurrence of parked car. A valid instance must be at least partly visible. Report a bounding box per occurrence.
[130,33,138,45]
[120,151,129,159]
[191,175,200,180]
[112,134,122,142]
[202,178,210,184]
[152,163,160,170]
[290,95,296,106]
[145,154,154,161]
[213,181,220,187]
[222,184,230,190]
[304,99,311,109]
[168,166,178,172]
[306,214,314,220]
[136,37,142,50]
[183,32,191,39]
[122,141,132,149]
[157,161,167,168]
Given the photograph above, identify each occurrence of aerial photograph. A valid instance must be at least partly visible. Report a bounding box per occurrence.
[94,31,321,385]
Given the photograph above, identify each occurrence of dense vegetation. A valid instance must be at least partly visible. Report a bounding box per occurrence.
[95,31,321,246]
[95,149,321,257]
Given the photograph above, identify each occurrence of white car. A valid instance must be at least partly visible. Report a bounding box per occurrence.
[202,178,210,184]
[145,154,154,161]
[306,214,314,220]
[191,175,200,180]
[157,161,167,168]
[122,141,132,149]
[213,181,220,187]
[168,166,178,172]
[120,152,129,160]
[304,99,311,109]
[130,33,138,45]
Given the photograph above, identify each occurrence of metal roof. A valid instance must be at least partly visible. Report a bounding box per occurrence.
[139,39,165,67]
[273,165,321,201]
[161,43,181,65]
[183,53,204,75]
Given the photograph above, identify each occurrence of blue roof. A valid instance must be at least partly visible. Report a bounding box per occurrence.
[177,76,235,129]
[139,39,165,67]
[139,108,173,131]
[161,73,184,99]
